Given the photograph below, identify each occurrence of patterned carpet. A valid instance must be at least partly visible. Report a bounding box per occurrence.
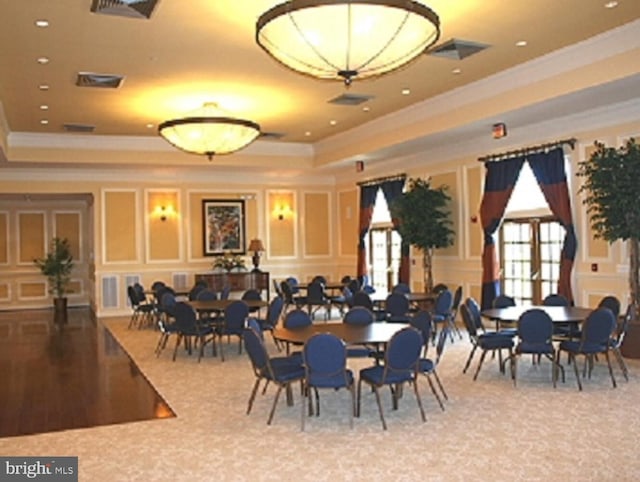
[1,315,639,481]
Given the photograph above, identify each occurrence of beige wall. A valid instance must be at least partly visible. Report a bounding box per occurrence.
[1,120,639,315]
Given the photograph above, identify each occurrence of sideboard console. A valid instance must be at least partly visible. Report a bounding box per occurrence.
[195,271,270,300]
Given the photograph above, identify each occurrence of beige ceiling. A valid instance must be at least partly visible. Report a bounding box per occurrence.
[0,1,639,167]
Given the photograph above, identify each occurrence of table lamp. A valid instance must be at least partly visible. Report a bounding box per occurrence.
[248,239,265,272]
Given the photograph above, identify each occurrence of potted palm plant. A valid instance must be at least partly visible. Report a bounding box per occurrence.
[34,237,74,321]
[577,137,640,356]
[390,177,455,292]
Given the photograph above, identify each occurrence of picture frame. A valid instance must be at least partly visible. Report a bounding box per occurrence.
[202,199,246,256]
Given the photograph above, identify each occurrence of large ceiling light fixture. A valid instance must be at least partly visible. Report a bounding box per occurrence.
[158,103,261,160]
[256,0,440,86]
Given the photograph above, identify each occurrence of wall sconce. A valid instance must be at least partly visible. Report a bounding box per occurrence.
[154,205,175,222]
[274,204,292,221]
[247,238,265,272]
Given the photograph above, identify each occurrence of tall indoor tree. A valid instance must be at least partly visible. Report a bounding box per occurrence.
[577,138,640,305]
[390,177,455,292]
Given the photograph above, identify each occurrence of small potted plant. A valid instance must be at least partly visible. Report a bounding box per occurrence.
[34,237,74,321]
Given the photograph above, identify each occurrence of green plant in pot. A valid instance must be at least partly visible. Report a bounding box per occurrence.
[34,237,74,317]
[390,177,455,293]
[577,138,640,356]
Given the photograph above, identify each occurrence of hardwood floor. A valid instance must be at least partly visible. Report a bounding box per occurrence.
[0,307,174,438]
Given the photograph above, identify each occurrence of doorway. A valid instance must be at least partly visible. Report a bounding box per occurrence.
[368,226,401,294]
[499,217,564,305]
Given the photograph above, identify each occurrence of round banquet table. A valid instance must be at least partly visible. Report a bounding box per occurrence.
[273,321,409,346]
[481,305,593,324]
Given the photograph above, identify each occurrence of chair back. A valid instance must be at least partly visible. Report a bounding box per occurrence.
[243,326,270,375]
[266,296,285,324]
[173,301,198,331]
[133,283,147,303]
[196,289,217,301]
[303,333,349,386]
[342,286,354,307]
[598,295,621,319]
[434,289,453,316]
[246,317,263,338]
[160,291,177,317]
[409,310,432,352]
[347,279,361,295]
[517,309,554,349]
[151,280,166,292]
[392,283,411,295]
[464,297,485,331]
[188,282,206,301]
[492,294,516,308]
[280,280,294,303]
[451,286,463,314]
[127,286,140,307]
[340,275,352,284]
[460,303,479,338]
[242,289,262,301]
[385,292,410,318]
[433,325,449,364]
[220,284,231,300]
[580,307,617,348]
[432,283,448,294]
[343,306,375,325]
[543,293,569,306]
[273,279,283,297]
[285,277,300,293]
[383,327,423,374]
[311,275,327,286]
[223,300,250,334]
[283,309,312,328]
[307,281,326,303]
[351,290,373,310]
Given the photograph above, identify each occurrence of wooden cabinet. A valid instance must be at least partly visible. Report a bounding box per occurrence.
[195,271,270,299]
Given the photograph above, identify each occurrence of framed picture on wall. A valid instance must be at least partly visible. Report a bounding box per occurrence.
[202,199,246,256]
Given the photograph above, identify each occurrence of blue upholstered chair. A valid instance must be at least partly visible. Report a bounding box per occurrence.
[556,307,617,390]
[243,326,305,425]
[431,289,454,343]
[343,306,376,358]
[384,292,411,323]
[511,308,564,387]
[357,327,426,430]
[301,333,355,430]
[411,311,448,411]
[460,303,515,381]
[171,301,216,362]
[217,300,249,361]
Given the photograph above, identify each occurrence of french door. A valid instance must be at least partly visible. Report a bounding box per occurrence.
[368,227,401,294]
[499,217,564,305]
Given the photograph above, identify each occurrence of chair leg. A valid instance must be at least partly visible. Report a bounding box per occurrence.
[412,380,427,423]
[425,375,445,411]
[247,378,261,415]
[571,353,583,391]
[372,386,387,430]
[613,348,629,381]
[349,384,355,429]
[267,385,284,425]
[473,350,488,381]
[604,351,617,388]
[432,370,448,401]
[463,345,478,374]
[511,354,517,386]
[356,379,362,417]
[301,382,307,431]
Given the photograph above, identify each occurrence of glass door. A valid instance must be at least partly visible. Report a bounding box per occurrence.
[368,227,401,294]
[500,217,564,305]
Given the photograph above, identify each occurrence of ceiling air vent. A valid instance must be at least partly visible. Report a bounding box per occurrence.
[259,132,285,140]
[328,93,374,106]
[63,124,96,133]
[90,0,159,19]
[427,39,490,60]
[76,72,124,89]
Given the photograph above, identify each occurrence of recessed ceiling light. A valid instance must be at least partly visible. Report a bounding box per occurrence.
[146,123,154,129]
[362,106,370,112]
[402,88,411,95]
[35,19,49,28]
[516,40,528,47]
[39,105,49,110]
[40,119,49,125]
[452,68,462,75]
[38,84,50,91]
[37,57,50,64]
[604,1,618,8]
[329,120,337,126]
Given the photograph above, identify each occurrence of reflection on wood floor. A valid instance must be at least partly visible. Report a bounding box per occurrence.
[0,307,175,438]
